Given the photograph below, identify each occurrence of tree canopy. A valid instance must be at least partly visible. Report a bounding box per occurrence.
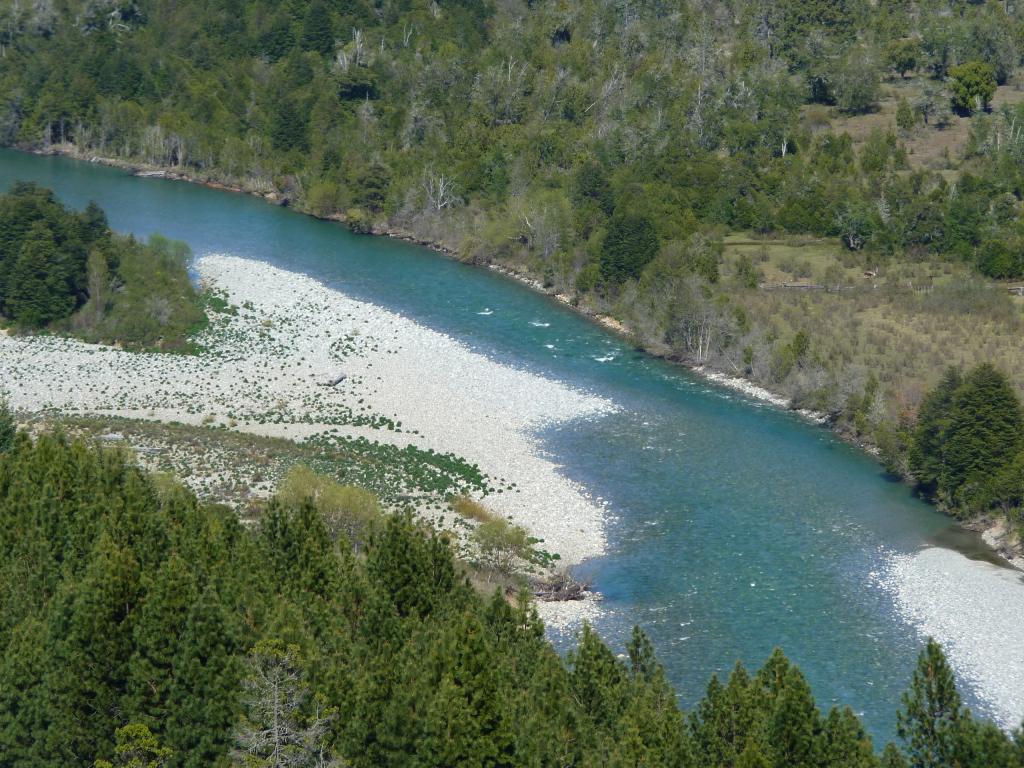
[0,429,1020,766]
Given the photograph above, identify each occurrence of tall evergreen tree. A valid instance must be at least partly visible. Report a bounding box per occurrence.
[768,667,820,768]
[941,363,1023,505]
[5,222,72,327]
[0,396,14,452]
[299,1,334,56]
[896,639,964,768]
[908,367,961,496]
[600,214,660,284]
[166,587,244,768]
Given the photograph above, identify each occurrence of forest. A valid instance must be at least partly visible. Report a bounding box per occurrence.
[0,182,203,348]
[0,415,1021,767]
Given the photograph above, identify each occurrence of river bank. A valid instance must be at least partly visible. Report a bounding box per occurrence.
[15,143,1022,569]
[0,253,616,624]
[880,546,1024,729]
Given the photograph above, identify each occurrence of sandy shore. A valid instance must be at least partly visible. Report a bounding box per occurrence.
[0,255,616,575]
[881,547,1024,729]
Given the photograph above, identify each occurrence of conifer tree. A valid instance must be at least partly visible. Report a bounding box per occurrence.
[941,363,1023,505]
[43,530,142,763]
[880,743,909,768]
[300,1,334,57]
[820,706,877,768]
[896,639,964,768]
[127,553,198,730]
[167,587,244,768]
[0,396,14,452]
[569,623,628,732]
[6,221,72,327]
[233,640,337,768]
[768,667,820,768]
[909,368,962,498]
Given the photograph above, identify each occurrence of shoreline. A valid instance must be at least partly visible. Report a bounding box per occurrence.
[13,143,1021,571]
[880,546,1024,729]
[0,254,617,624]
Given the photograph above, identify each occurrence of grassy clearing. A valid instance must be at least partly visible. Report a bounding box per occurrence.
[722,233,863,285]
[818,76,1024,172]
[730,260,1024,417]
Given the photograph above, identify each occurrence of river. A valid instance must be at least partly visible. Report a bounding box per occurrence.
[2,148,1020,742]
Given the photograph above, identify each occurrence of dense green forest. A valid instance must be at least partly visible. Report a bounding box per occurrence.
[0,418,1021,767]
[0,182,203,348]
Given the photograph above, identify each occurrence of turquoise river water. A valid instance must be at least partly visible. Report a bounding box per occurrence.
[0,148,997,741]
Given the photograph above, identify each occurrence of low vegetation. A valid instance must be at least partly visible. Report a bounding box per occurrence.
[0,428,1021,767]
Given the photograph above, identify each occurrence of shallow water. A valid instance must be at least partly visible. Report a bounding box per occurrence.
[0,149,1008,741]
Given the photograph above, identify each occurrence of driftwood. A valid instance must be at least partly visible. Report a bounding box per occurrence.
[530,572,590,602]
[319,372,347,387]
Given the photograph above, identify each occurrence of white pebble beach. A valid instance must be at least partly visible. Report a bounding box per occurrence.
[0,255,616,585]
[884,547,1024,730]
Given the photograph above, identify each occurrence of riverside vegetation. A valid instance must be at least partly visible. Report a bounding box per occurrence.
[0,418,1023,767]
[0,182,204,349]
[4,0,1024,545]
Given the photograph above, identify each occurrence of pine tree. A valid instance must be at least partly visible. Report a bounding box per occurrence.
[300,1,334,56]
[568,623,627,732]
[879,743,909,768]
[737,739,772,768]
[768,667,820,768]
[364,512,459,619]
[600,213,659,285]
[617,627,690,765]
[820,706,877,768]
[5,221,73,327]
[941,363,1023,506]
[909,367,962,497]
[691,662,760,767]
[0,396,14,452]
[166,587,244,768]
[43,530,142,763]
[896,640,964,768]
[0,616,49,763]
[419,674,485,767]
[127,553,198,729]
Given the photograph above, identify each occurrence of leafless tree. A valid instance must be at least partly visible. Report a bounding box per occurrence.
[423,171,460,212]
[351,28,364,67]
[233,642,338,768]
[666,277,735,365]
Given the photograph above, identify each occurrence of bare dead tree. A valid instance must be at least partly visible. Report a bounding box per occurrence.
[423,171,460,212]
[351,28,364,66]
[233,642,338,768]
